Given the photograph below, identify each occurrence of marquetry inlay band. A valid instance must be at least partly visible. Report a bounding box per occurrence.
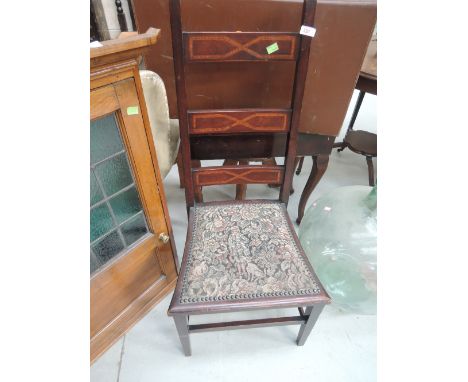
[192,166,284,186]
[188,110,290,134]
[184,32,298,61]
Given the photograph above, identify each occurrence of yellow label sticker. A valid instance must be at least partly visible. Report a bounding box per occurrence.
[266,42,279,55]
[127,106,139,115]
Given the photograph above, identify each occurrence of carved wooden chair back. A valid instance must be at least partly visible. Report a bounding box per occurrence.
[170,0,317,210]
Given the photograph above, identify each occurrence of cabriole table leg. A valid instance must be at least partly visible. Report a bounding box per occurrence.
[297,154,330,224]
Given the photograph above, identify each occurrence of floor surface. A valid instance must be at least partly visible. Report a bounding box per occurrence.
[91,90,377,382]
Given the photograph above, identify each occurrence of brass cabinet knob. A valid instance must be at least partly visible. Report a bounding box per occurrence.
[159,232,170,244]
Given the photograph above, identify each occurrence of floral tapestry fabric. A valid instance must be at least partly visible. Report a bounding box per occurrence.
[179,201,321,304]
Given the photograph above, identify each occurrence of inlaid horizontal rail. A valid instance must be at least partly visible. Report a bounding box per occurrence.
[188,315,307,333]
[188,109,291,135]
[183,32,299,62]
[192,165,284,186]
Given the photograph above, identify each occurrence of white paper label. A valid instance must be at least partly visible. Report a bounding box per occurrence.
[300,25,316,37]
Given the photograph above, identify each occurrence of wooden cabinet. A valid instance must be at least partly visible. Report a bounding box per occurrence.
[90,29,178,363]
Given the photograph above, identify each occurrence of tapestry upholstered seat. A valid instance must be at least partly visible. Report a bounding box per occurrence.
[169,200,327,314]
[170,200,322,308]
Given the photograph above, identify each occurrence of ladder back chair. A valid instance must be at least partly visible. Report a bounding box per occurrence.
[168,0,330,356]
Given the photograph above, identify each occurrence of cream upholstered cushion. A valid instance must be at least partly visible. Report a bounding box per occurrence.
[139,70,180,179]
[178,200,322,304]
[168,118,180,164]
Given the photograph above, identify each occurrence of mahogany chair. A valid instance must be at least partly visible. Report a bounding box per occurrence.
[167,0,330,356]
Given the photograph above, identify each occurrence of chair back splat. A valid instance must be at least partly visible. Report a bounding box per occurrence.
[170,0,317,211]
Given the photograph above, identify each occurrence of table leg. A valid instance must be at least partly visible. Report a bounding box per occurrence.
[334,90,366,152]
[297,154,330,224]
[366,156,375,186]
[295,156,305,175]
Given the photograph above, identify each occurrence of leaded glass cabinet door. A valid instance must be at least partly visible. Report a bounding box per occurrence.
[91,114,149,270]
[90,78,178,363]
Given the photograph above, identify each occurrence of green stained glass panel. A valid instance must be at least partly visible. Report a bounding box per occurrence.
[91,114,123,165]
[109,187,142,224]
[94,153,133,197]
[90,204,114,242]
[121,213,148,246]
[92,231,125,264]
[90,171,104,206]
[90,113,149,274]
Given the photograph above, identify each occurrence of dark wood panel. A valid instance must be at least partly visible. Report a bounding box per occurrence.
[190,133,287,159]
[192,165,284,186]
[184,32,299,62]
[356,75,377,95]
[188,109,291,134]
[189,133,334,160]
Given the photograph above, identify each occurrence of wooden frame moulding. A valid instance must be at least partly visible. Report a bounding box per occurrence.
[91,27,160,67]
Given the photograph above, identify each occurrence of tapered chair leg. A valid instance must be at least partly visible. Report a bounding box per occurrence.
[366,156,375,186]
[335,90,366,153]
[173,315,191,356]
[296,304,325,346]
[346,90,366,133]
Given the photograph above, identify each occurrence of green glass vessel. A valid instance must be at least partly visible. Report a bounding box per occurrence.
[299,186,377,314]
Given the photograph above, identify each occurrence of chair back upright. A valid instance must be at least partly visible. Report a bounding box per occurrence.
[169,0,317,210]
